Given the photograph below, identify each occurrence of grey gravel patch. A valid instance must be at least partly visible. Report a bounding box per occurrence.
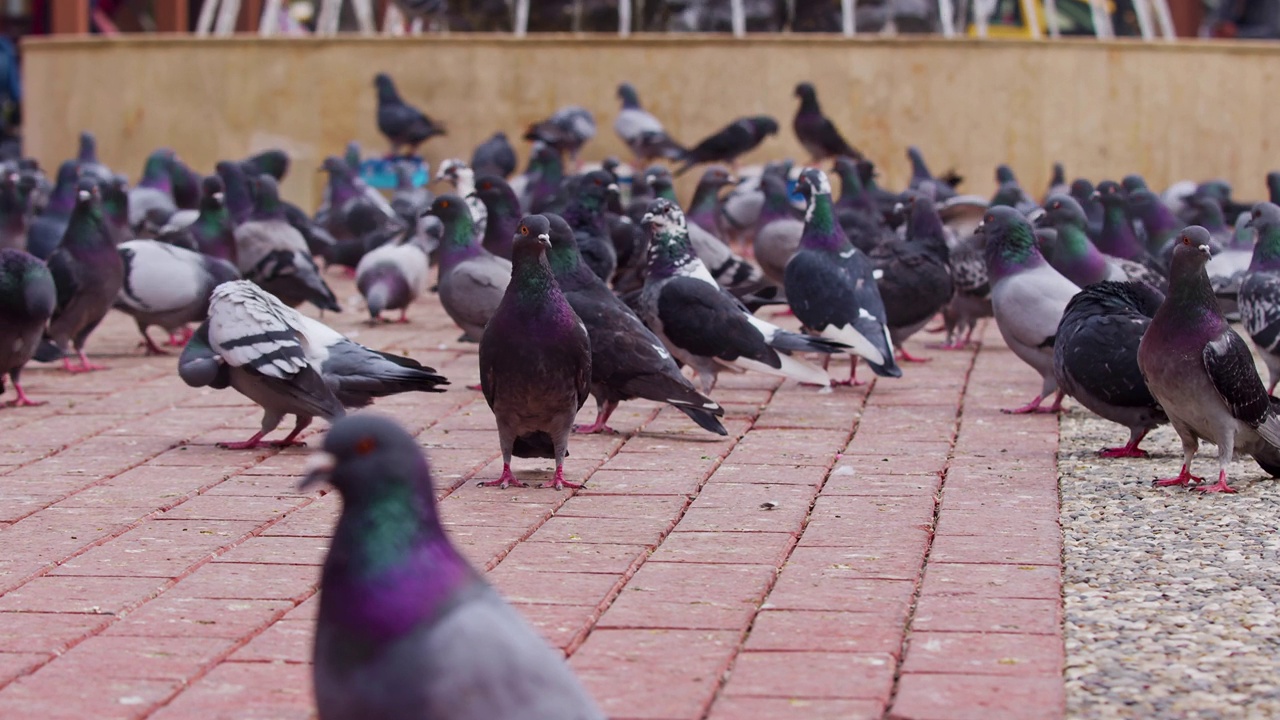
[1060,411,1280,719]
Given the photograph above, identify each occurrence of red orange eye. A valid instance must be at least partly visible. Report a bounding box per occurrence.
[440,200,450,209]
[355,437,377,455]
[520,226,529,236]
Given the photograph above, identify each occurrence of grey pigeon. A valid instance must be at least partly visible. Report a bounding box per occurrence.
[26,161,80,260]
[871,194,954,361]
[1239,202,1280,393]
[614,83,685,167]
[785,169,901,385]
[635,199,845,393]
[0,169,29,251]
[544,213,726,436]
[0,248,56,405]
[115,240,240,355]
[478,215,591,490]
[179,280,448,449]
[302,413,606,720]
[470,131,517,179]
[981,205,1080,413]
[1033,194,1165,291]
[127,149,178,231]
[37,180,124,373]
[234,176,341,312]
[752,169,805,286]
[473,175,521,260]
[426,194,511,342]
[523,105,597,170]
[74,132,114,185]
[435,159,488,240]
[374,73,446,157]
[1139,227,1280,494]
[792,82,864,164]
[1054,280,1168,458]
[355,224,431,324]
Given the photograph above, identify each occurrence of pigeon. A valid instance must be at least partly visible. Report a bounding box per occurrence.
[114,240,241,354]
[179,280,448,449]
[1093,181,1150,263]
[470,132,517,179]
[0,248,56,406]
[981,205,1081,413]
[435,159,488,240]
[374,72,446,157]
[1138,227,1280,494]
[523,105,597,170]
[905,146,958,202]
[1034,194,1164,290]
[158,176,237,264]
[97,175,135,245]
[426,194,512,342]
[938,227,993,350]
[832,157,896,253]
[478,215,591,490]
[613,82,685,167]
[792,82,864,164]
[752,170,805,285]
[1193,179,1253,225]
[37,180,124,373]
[634,198,844,393]
[319,156,394,244]
[870,194,954,362]
[315,143,397,223]
[674,115,779,176]
[543,213,726,436]
[73,131,114,185]
[0,170,28,251]
[514,142,565,215]
[356,224,431,324]
[1042,162,1068,206]
[1128,188,1184,259]
[559,171,619,285]
[302,413,606,720]
[1054,280,1168,458]
[473,175,521,260]
[216,161,255,225]
[234,176,341,313]
[1070,178,1105,241]
[785,168,901,385]
[1240,202,1280,393]
[240,148,290,181]
[1122,174,1148,193]
[1200,196,1254,318]
[128,149,178,231]
[26,161,80,260]
[686,165,736,239]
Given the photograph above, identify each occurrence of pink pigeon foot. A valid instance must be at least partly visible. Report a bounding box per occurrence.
[831,361,867,387]
[1194,470,1237,494]
[1154,464,1205,488]
[1099,430,1150,458]
[218,431,268,450]
[396,308,410,323]
[466,383,483,391]
[7,383,43,407]
[139,334,168,356]
[165,327,194,347]
[896,348,931,363]
[541,466,583,490]
[574,423,617,434]
[479,463,528,489]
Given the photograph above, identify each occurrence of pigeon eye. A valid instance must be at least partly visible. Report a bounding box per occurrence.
[355,437,377,456]
[520,226,529,236]
[439,200,450,209]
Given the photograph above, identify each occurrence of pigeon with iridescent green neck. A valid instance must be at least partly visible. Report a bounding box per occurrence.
[981,205,1080,413]
[559,170,618,284]
[304,413,605,720]
[1035,194,1165,290]
[426,194,511,343]
[1128,188,1184,259]
[128,149,178,231]
[1239,203,1280,393]
[513,142,563,215]
[436,159,488,241]
[786,168,901,385]
[833,157,895,254]
[1093,181,1154,265]
[1139,227,1280,494]
[159,176,237,265]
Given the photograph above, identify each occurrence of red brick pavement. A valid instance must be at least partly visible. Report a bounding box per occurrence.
[0,277,1065,719]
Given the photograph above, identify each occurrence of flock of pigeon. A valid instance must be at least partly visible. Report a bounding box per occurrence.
[4,70,1280,717]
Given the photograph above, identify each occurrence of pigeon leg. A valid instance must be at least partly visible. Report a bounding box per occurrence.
[270,417,312,448]
[1155,434,1202,487]
[832,358,868,387]
[396,308,410,323]
[76,351,108,372]
[541,464,584,491]
[219,431,268,450]
[575,400,619,434]
[139,330,167,356]
[8,381,43,407]
[1003,394,1046,414]
[896,347,931,363]
[1099,428,1150,458]
[1195,469,1237,494]
[165,326,194,347]
[479,463,528,489]
[1046,390,1065,413]
[465,383,483,391]
[1154,464,1205,488]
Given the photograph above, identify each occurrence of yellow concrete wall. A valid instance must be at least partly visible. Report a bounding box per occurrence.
[20,34,1280,209]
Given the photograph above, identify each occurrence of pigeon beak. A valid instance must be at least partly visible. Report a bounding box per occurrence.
[1026,207,1047,226]
[1089,191,1101,201]
[1198,243,1212,258]
[77,189,91,201]
[606,183,620,196]
[892,202,905,215]
[213,192,225,202]
[537,232,551,248]
[298,451,336,490]
[640,212,656,227]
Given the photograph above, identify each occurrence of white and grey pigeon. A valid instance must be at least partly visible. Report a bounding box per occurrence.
[1239,202,1280,393]
[981,205,1080,413]
[234,176,341,312]
[127,149,179,232]
[114,240,241,355]
[1139,227,1280,494]
[613,82,685,167]
[302,413,606,720]
[435,159,488,240]
[632,198,848,393]
[524,105,597,171]
[178,280,448,450]
[355,223,431,324]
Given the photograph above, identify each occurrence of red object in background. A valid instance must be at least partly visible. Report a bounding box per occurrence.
[28,0,126,35]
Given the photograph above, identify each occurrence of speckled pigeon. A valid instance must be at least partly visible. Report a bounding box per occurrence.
[0,248,55,405]
[1054,280,1168,458]
[1138,227,1280,493]
[115,240,240,355]
[1239,202,1280,393]
[302,413,605,720]
[792,82,863,164]
[939,227,993,350]
[981,205,1080,413]
[614,83,685,167]
[426,194,511,342]
[179,280,447,449]
[374,73,446,157]
[478,215,591,490]
[674,115,778,176]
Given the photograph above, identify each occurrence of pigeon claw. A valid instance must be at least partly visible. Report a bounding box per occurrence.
[1193,471,1237,494]
[1153,465,1204,488]
[1099,446,1148,459]
[573,423,617,435]
[479,465,527,489]
[896,348,931,363]
[540,468,583,491]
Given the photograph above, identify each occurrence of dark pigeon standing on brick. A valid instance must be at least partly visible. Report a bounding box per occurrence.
[982,205,1080,413]
[614,83,685,167]
[674,115,779,176]
[1240,202,1280,393]
[115,239,240,355]
[303,413,605,720]
[470,132,517,179]
[543,213,726,436]
[870,194,954,362]
[0,248,56,405]
[179,280,447,449]
[792,82,864,165]
[35,180,123,373]
[524,105,597,171]
[1054,280,1168,458]
[478,214,591,490]
[1139,227,1280,494]
[374,73,446,158]
[26,161,79,260]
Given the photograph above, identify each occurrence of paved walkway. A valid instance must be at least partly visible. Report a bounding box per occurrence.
[0,276,1065,720]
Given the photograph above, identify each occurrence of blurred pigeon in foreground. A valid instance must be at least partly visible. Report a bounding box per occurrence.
[982,206,1080,413]
[614,83,685,167]
[1054,280,1168,458]
[1240,203,1280,393]
[426,194,511,342]
[675,115,778,176]
[0,248,56,405]
[1139,227,1280,494]
[179,280,448,449]
[478,215,591,490]
[792,83,864,165]
[374,72,446,157]
[115,240,240,355]
[303,413,606,720]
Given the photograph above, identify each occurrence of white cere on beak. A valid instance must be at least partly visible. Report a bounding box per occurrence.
[77,189,91,200]
[213,192,225,202]
[538,233,550,242]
